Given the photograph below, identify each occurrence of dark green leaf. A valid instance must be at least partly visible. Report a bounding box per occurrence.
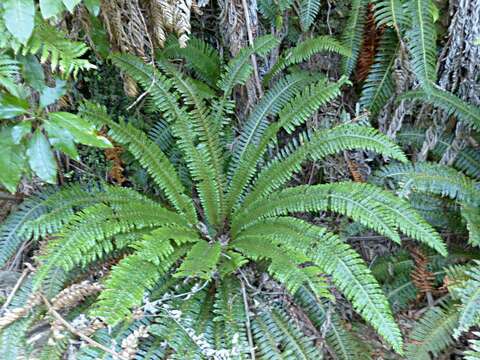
[2,0,35,44]
[48,112,112,148]
[39,79,67,108]
[11,121,31,144]
[26,129,57,184]
[44,120,79,160]
[19,55,46,91]
[0,127,25,193]
[39,0,64,18]
[0,93,29,119]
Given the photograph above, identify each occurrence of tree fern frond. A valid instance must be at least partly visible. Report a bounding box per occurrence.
[240,124,408,212]
[92,247,187,325]
[253,306,324,359]
[375,162,480,205]
[294,287,370,360]
[400,86,480,130]
[217,34,279,96]
[341,0,368,77]
[405,302,458,360]
[79,102,197,223]
[359,29,399,117]
[405,0,437,86]
[162,36,221,87]
[265,37,351,83]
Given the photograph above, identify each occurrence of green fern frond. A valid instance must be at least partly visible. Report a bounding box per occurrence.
[462,205,480,247]
[405,302,458,360]
[341,0,368,77]
[359,29,399,116]
[217,34,279,95]
[235,182,446,255]
[299,0,321,31]
[23,21,94,77]
[295,287,370,360]
[0,53,20,94]
[253,306,324,359]
[265,36,351,83]
[234,217,403,352]
[92,247,187,325]
[278,76,350,134]
[453,264,480,338]
[175,241,221,280]
[231,71,316,172]
[397,127,480,179]
[79,102,197,223]
[372,0,407,30]
[162,36,221,87]
[465,333,480,359]
[400,86,480,131]
[239,124,408,212]
[375,162,480,205]
[0,189,51,266]
[405,0,437,86]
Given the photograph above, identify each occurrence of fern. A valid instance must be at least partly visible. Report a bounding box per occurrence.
[359,29,399,116]
[22,21,95,77]
[341,0,368,77]
[264,36,351,83]
[372,0,407,30]
[405,0,437,86]
[294,287,369,360]
[401,86,480,131]
[162,36,221,88]
[452,264,480,338]
[375,162,480,206]
[299,0,321,32]
[405,302,458,360]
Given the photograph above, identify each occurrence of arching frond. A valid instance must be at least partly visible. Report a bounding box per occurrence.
[239,124,408,212]
[294,287,370,360]
[162,36,221,87]
[265,36,351,83]
[175,241,221,280]
[253,306,324,359]
[341,0,368,77]
[359,29,399,116]
[375,162,480,205]
[405,302,458,360]
[217,35,279,96]
[405,0,437,86]
[372,0,407,30]
[234,182,447,255]
[453,264,480,338]
[79,102,197,223]
[92,247,187,325]
[400,86,480,131]
[462,205,480,247]
[397,127,480,179]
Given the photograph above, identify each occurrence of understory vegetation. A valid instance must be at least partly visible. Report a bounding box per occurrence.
[0,0,479,358]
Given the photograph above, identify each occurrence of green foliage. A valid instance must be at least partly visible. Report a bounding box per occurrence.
[341,0,368,77]
[405,302,459,359]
